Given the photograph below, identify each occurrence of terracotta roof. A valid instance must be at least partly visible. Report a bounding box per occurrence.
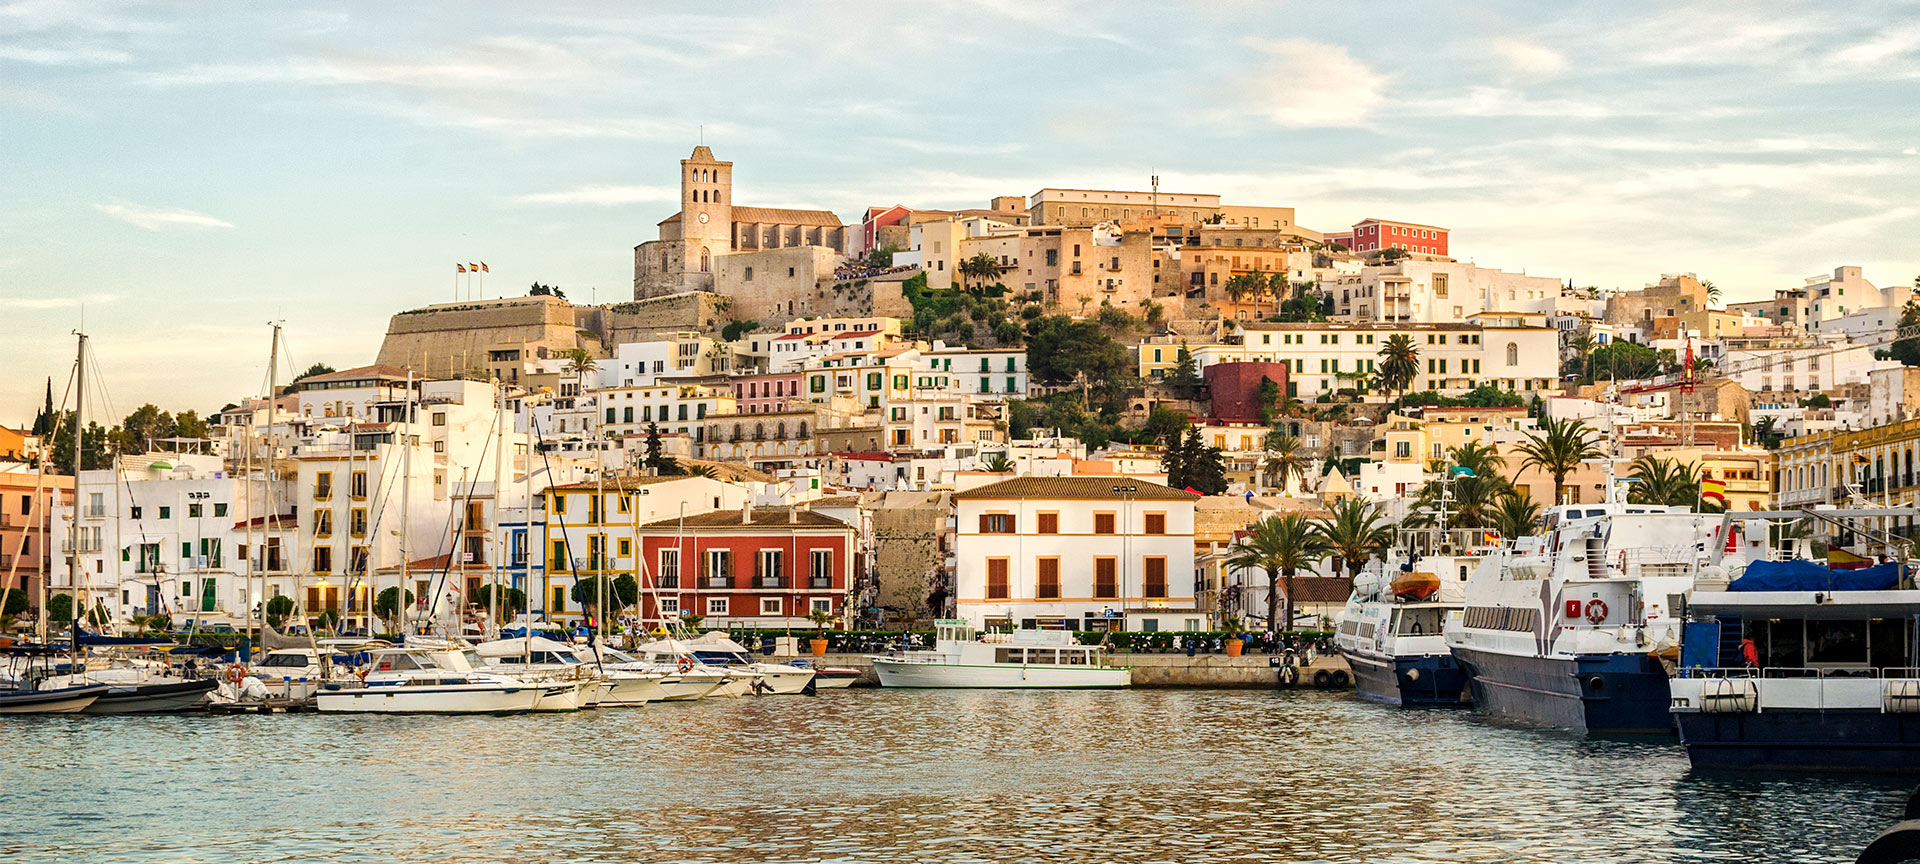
[730,206,843,227]
[640,508,851,530]
[548,475,713,491]
[955,476,1199,502]
[1283,577,1355,604]
[231,514,298,530]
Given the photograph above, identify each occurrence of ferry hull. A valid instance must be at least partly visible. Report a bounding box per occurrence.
[1342,650,1468,707]
[1677,710,1920,774]
[873,660,1130,689]
[1452,647,1672,734]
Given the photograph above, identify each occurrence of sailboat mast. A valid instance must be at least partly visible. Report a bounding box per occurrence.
[491,376,505,638]
[400,369,412,633]
[70,331,85,643]
[262,322,279,649]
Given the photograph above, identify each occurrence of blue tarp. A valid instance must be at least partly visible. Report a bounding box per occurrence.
[1729,559,1902,592]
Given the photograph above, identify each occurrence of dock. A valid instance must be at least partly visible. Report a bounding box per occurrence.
[791,651,1353,689]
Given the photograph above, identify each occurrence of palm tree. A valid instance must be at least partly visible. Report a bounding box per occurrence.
[980,453,1014,472]
[1490,492,1543,541]
[1226,514,1329,632]
[1514,416,1602,505]
[1377,334,1419,397]
[1316,498,1393,583]
[960,253,1001,290]
[1265,434,1309,495]
[1565,331,1596,381]
[1626,455,1717,510]
[1449,440,1505,478]
[1701,279,1721,308]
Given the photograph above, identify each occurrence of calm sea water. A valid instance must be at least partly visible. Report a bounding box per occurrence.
[0,689,1907,863]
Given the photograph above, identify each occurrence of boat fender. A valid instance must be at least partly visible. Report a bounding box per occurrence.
[1278,665,1298,688]
[224,664,247,685]
[1312,669,1332,689]
[1584,599,1609,625]
[1331,670,1350,689]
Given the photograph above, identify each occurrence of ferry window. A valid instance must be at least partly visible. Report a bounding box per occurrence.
[1870,618,1909,669]
[1028,649,1057,665]
[1807,620,1868,665]
[1763,619,1804,667]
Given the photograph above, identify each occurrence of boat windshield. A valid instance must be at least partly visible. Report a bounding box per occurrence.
[598,650,639,664]
[692,650,749,666]
[259,653,309,668]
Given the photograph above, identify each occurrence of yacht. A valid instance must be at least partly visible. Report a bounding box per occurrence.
[634,633,814,695]
[567,645,667,706]
[591,648,727,701]
[1,645,112,713]
[1443,498,1739,733]
[471,636,601,711]
[315,647,565,714]
[1336,553,1470,707]
[873,621,1130,688]
[41,658,217,714]
[1669,553,1920,773]
[247,645,369,701]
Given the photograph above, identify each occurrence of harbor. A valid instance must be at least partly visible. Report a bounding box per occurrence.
[1,688,1908,864]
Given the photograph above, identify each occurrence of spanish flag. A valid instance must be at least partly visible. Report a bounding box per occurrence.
[1483,530,1500,544]
[480,262,489,273]
[456,263,466,273]
[1701,478,1727,503]
[468,262,478,271]
[1828,545,1874,570]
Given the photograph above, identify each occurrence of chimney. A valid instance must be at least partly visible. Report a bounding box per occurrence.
[789,505,799,524]
[741,498,753,524]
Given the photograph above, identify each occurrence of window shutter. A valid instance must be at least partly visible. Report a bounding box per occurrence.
[1006,515,1016,534]
[979,514,989,533]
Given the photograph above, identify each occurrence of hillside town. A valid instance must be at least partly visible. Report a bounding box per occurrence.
[6,143,1919,641]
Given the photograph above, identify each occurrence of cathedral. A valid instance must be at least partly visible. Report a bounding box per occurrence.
[632,145,850,299]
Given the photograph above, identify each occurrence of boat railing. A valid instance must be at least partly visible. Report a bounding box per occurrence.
[1675,665,1920,713]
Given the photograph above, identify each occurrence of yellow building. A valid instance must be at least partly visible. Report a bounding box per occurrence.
[1775,418,1920,511]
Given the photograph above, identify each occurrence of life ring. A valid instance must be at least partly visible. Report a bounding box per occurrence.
[676,656,693,673]
[224,664,247,685]
[1585,599,1609,625]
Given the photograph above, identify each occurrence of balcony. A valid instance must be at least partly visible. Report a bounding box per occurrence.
[810,577,832,589]
[758,576,786,589]
[705,576,731,589]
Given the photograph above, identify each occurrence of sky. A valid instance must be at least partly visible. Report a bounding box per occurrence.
[3,1,1918,423]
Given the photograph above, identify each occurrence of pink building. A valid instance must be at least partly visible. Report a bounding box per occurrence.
[731,372,805,414]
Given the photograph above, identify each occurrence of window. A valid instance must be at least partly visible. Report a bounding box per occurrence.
[744,266,754,282]
[432,412,447,427]
[130,505,142,519]
[706,597,729,615]
[312,546,332,573]
[1507,342,1519,366]
[188,502,202,518]
[760,597,781,615]
[617,538,631,557]
[1094,557,1118,598]
[1144,557,1167,598]
[1019,556,1059,600]
[1094,512,1116,534]
[757,549,784,587]
[658,597,679,616]
[551,539,567,570]
[810,598,832,615]
[867,372,882,390]
[552,585,567,613]
[979,513,1016,534]
[810,549,832,587]
[659,549,680,588]
[987,558,1009,599]
[314,510,333,537]
[706,549,732,587]
[350,508,366,537]
[1144,512,1166,535]
[1037,512,1059,534]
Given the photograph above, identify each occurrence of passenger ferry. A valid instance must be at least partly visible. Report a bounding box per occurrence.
[1443,495,1750,733]
[872,620,1130,688]
[1335,547,1471,707]
[1669,550,1920,773]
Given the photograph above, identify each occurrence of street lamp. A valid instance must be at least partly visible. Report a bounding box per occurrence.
[1111,483,1136,632]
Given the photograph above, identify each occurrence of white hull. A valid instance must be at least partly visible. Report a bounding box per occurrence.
[873,660,1130,689]
[749,666,815,695]
[596,674,664,707]
[315,683,553,714]
[656,676,725,701]
[530,680,592,712]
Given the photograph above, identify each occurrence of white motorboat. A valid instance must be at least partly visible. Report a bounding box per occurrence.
[41,661,218,714]
[634,633,815,696]
[315,647,563,714]
[472,636,602,711]
[568,646,665,706]
[872,621,1130,688]
[247,647,367,701]
[590,648,727,701]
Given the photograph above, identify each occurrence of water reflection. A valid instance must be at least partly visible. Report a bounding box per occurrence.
[0,690,1904,863]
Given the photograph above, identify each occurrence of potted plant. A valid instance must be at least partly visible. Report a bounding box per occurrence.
[1221,616,1246,657]
[806,609,835,656]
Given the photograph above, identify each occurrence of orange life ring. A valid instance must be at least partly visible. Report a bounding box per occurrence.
[224,664,247,685]
[1584,599,1609,625]
[677,656,693,673]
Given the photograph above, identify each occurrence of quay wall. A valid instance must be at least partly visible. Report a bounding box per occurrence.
[793,652,1350,689]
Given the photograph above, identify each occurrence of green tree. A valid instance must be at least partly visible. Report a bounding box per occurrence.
[265,594,296,628]
[1627,456,1718,510]
[1588,340,1663,380]
[374,587,416,630]
[1490,492,1543,541]
[1169,342,1203,399]
[1264,434,1309,495]
[1315,498,1394,582]
[1227,514,1329,632]
[45,593,72,625]
[1179,426,1227,494]
[721,320,758,341]
[1893,301,1920,367]
[1450,440,1506,478]
[0,587,27,617]
[1462,385,1526,408]
[1025,315,1132,396]
[959,253,1001,290]
[1160,425,1189,490]
[1377,334,1420,397]
[31,378,54,436]
[572,574,638,616]
[119,404,176,452]
[470,585,527,625]
[173,409,209,441]
[1565,331,1597,381]
[1514,416,1602,506]
[867,244,899,268]
[46,412,113,474]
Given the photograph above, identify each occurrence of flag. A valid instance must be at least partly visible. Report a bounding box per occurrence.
[1828,546,1873,570]
[1184,486,1201,495]
[456,263,466,273]
[480,262,489,272]
[1851,454,1870,466]
[1450,466,1475,478]
[1701,478,1727,503]
[1483,530,1500,544]
[468,262,478,271]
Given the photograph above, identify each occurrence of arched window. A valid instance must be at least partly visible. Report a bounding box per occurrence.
[798,421,808,438]
[700,247,711,272]
[1506,342,1519,366]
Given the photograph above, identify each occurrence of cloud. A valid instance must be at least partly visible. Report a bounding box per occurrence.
[0,42,129,64]
[1239,39,1385,128]
[507,184,676,207]
[92,201,233,231]
[1490,39,1565,77]
[0,81,82,114]
[0,292,120,309]
[1408,86,1633,119]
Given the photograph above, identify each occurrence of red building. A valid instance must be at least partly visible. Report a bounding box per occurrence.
[1345,218,1449,256]
[1204,361,1292,422]
[729,371,805,414]
[635,507,853,629]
